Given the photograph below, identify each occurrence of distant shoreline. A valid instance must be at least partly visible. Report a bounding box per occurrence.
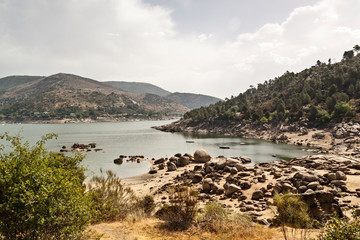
[0,116,179,124]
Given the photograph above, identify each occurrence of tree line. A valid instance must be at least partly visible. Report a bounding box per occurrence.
[184,45,360,126]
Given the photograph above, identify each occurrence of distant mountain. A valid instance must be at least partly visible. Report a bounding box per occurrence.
[166,92,221,110]
[104,81,171,97]
[104,81,221,109]
[0,73,188,121]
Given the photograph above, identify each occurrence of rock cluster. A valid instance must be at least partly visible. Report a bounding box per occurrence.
[114,155,145,165]
[151,151,360,225]
[60,142,102,152]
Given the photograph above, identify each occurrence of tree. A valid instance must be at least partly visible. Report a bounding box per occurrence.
[353,44,360,55]
[0,134,90,239]
[343,50,354,60]
[332,101,353,121]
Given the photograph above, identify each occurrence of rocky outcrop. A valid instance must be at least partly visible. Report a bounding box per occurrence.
[154,120,360,158]
[151,152,360,225]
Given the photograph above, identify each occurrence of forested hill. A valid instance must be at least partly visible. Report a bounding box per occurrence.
[183,46,360,126]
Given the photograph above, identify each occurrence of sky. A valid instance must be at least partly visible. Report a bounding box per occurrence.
[1,0,360,99]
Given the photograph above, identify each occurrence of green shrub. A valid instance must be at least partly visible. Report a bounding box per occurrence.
[137,195,156,216]
[200,201,228,222]
[318,214,360,240]
[197,202,256,236]
[87,169,137,223]
[273,193,313,240]
[156,185,198,230]
[332,101,353,121]
[0,133,90,240]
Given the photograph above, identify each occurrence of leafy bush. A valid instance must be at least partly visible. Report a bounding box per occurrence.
[318,214,360,240]
[87,169,137,223]
[273,193,313,240]
[0,133,90,240]
[332,101,353,121]
[156,185,198,230]
[137,195,156,216]
[317,108,331,124]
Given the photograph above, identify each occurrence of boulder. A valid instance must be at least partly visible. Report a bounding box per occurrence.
[234,163,246,171]
[149,169,158,174]
[113,158,123,164]
[158,163,165,170]
[301,190,342,220]
[251,190,264,200]
[282,183,294,192]
[240,156,252,164]
[177,156,190,167]
[325,173,336,181]
[307,181,320,190]
[330,180,346,187]
[192,173,203,184]
[203,178,213,193]
[230,167,238,174]
[335,171,347,181]
[240,181,251,190]
[211,183,220,192]
[294,171,319,182]
[167,162,177,171]
[194,149,211,163]
[225,184,241,197]
[154,158,165,165]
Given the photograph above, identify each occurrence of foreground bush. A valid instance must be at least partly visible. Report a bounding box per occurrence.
[156,185,198,229]
[273,193,313,240]
[196,201,273,239]
[318,213,360,240]
[0,133,90,239]
[87,169,138,223]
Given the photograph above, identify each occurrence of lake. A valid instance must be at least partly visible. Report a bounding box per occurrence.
[0,120,312,179]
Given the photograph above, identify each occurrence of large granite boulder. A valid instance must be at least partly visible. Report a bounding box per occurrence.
[194,149,211,163]
[301,190,342,220]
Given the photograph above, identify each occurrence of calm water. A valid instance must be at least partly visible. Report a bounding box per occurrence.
[0,120,312,179]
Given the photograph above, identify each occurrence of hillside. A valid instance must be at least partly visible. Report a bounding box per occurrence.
[179,46,360,126]
[104,81,171,97]
[0,75,43,93]
[0,73,188,121]
[105,81,221,109]
[166,92,221,109]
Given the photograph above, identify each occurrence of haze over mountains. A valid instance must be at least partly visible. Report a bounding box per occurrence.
[0,73,221,121]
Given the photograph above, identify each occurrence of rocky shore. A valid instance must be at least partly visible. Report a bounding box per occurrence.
[154,120,360,157]
[123,150,360,225]
[121,120,360,225]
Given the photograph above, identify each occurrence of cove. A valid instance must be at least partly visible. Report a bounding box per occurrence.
[0,120,313,179]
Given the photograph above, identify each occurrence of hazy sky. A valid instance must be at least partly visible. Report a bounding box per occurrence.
[1,0,359,99]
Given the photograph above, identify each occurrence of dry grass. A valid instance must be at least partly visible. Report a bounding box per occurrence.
[88,217,279,240]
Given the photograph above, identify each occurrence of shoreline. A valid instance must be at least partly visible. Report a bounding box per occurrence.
[153,119,360,157]
[0,117,179,125]
[119,120,360,225]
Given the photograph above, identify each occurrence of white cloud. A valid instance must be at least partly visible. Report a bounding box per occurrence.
[0,0,360,99]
